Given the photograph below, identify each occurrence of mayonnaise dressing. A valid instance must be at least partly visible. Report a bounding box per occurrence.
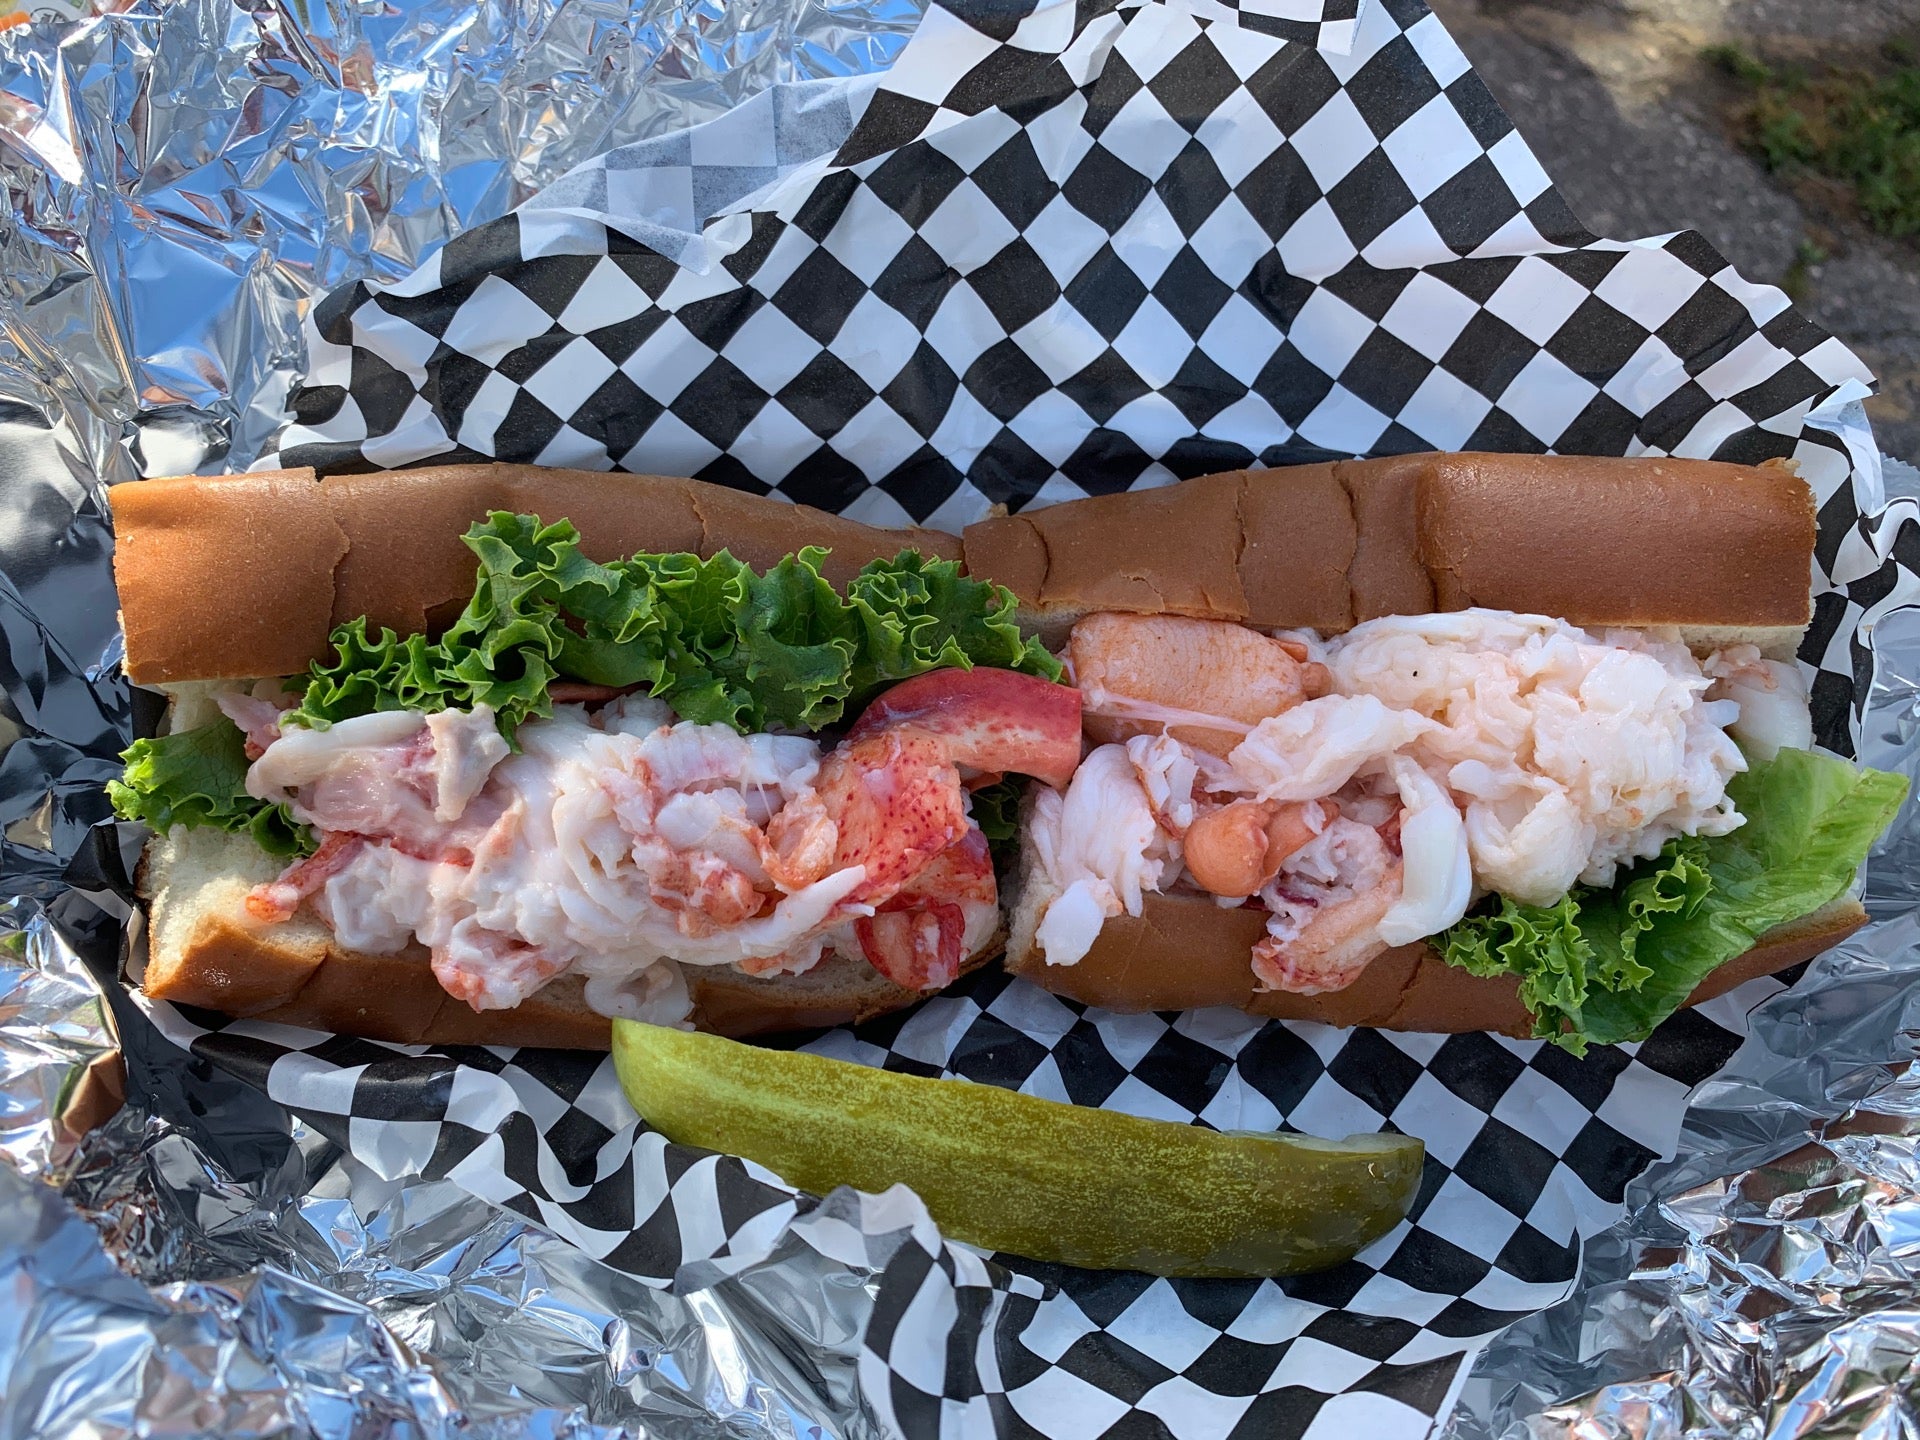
[246,696,877,1015]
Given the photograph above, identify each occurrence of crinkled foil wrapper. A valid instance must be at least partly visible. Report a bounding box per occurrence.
[3,0,1920,1436]
[0,0,925,1432]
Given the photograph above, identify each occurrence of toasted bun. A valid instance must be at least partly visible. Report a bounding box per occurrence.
[981,451,1833,1029]
[961,453,1816,657]
[111,465,963,685]
[1002,844,1864,1036]
[137,823,997,1049]
[116,465,972,1044]
[685,945,1001,1038]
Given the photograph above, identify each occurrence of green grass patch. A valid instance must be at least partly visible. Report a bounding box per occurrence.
[1707,41,1920,239]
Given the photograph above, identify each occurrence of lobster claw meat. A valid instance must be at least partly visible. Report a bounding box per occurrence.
[848,667,1083,788]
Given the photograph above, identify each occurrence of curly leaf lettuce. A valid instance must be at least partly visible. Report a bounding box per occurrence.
[108,723,313,857]
[964,775,1028,874]
[1441,749,1907,1054]
[843,552,1054,694]
[287,514,1060,737]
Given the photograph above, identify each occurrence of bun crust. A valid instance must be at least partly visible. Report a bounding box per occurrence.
[112,465,963,685]
[961,453,1816,654]
[1002,880,1864,1036]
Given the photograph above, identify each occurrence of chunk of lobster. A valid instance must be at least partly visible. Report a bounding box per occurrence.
[854,827,998,991]
[1182,798,1338,899]
[1070,613,1327,759]
[847,667,1083,788]
[764,730,970,904]
[245,831,365,922]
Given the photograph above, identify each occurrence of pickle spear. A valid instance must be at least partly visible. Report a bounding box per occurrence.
[612,1021,1423,1278]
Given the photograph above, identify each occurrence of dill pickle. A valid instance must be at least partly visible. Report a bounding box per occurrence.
[612,1021,1423,1278]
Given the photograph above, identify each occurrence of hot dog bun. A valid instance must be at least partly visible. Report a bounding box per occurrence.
[960,452,1815,656]
[115,468,977,1049]
[973,452,1846,1032]
[120,454,1835,1047]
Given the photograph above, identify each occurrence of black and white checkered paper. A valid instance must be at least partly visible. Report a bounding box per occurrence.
[157,0,1920,1433]
[146,965,1788,1439]
[267,0,1873,534]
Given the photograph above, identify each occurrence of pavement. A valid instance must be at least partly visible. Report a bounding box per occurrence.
[1426,0,1920,462]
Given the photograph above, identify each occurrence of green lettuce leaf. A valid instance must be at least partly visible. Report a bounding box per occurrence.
[108,723,313,857]
[1444,889,1597,1032]
[287,513,1060,738]
[965,775,1026,872]
[1440,749,1907,1054]
[843,551,1058,697]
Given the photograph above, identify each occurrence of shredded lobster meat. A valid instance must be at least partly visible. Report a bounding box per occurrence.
[1028,609,1790,996]
[236,670,1082,1018]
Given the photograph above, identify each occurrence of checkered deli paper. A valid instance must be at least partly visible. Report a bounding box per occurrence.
[111,0,1918,1433]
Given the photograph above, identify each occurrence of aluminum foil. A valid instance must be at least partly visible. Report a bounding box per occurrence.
[3,0,1920,1435]
[0,0,923,1432]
